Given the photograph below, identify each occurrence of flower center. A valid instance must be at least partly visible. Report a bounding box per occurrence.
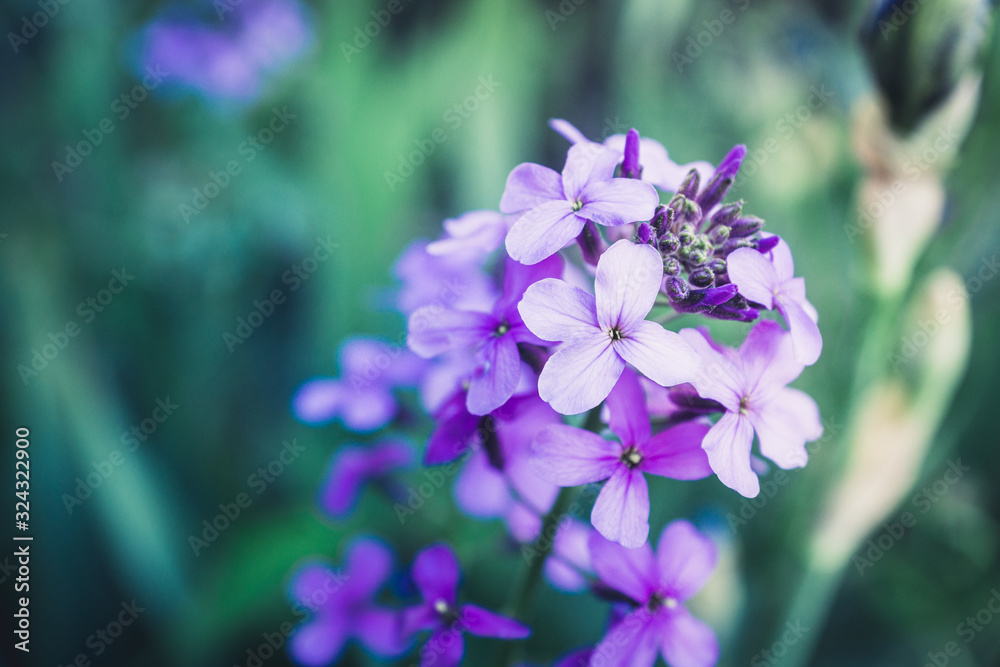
[608,327,624,341]
[620,446,643,469]
[434,599,450,614]
[572,199,583,212]
[433,598,460,627]
[739,395,750,415]
[493,321,510,337]
[647,592,678,612]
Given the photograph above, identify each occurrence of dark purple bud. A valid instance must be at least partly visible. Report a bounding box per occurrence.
[689,267,715,288]
[622,128,641,179]
[677,168,701,200]
[709,225,730,245]
[707,258,727,274]
[666,276,690,301]
[678,224,695,247]
[701,284,738,306]
[723,238,756,255]
[710,201,743,227]
[650,205,667,234]
[755,235,781,254]
[664,257,682,276]
[577,220,608,266]
[658,232,680,254]
[697,145,747,212]
[729,216,765,238]
[668,384,726,413]
[637,222,654,245]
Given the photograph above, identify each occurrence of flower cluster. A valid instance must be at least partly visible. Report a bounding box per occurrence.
[287,120,824,666]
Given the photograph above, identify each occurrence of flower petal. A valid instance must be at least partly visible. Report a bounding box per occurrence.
[421,628,465,667]
[289,617,348,667]
[339,387,398,432]
[460,604,531,639]
[702,412,758,497]
[591,467,651,548]
[595,241,663,332]
[411,544,460,605]
[776,295,823,366]
[428,210,510,257]
[591,610,660,667]
[678,328,743,411]
[561,142,620,199]
[504,200,582,265]
[292,379,345,424]
[654,520,718,601]
[497,253,565,312]
[355,607,408,657]
[549,118,589,144]
[500,163,563,213]
[615,321,701,389]
[538,334,624,415]
[588,530,657,602]
[750,388,823,469]
[531,424,620,486]
[466,334,521,415]
[641,422,713,481]
[738,320,804,399]
[660,608,720,667]
[518,279,598,342]
[426,391,480,464]
[288,562,343,611]
[726,247,778,309]
[605,368,652,446]
[578,178,660,227]
[454,451,509,518]
[319,442,412,517]
[345,537,395,599]
[408,307,495,358]
[766,236,795,281]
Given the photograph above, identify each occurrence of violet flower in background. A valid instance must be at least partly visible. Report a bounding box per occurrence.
[427,210,514,257]
[288,537,406,665]
[519,240,700,414]
[680,321,823,498]
[318,440,414,518]
[137,0,312,103]
[403,544,531,667]
[727,237,823,365]
[394,240,498,316]
[589,521,719,667]
[501,144,660,264]
[544,519,595,593]
[532,370,712,547]
[292,337,425,432]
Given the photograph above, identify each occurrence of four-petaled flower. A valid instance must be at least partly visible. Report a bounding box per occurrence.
[519,240,701,414]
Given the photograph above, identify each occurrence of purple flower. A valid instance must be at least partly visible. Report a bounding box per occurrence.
[544,519,595,592]
[532,370,712,547]
[427,210,513,257]
[500,144,660,264]
[292,337,425,432]
[549,119,715,193]
[408,254,563,415]
[680,321,823,498]
[395,241,497,316]
[288,537,406,665]
[518,240,701,415]
[726,238,822,365]
[588,521,719,667]
[403,544,530,667]
[319,440,413,518]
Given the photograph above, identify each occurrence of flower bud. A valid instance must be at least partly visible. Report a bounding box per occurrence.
[729,216,765,238]
[665,276,689,301]
[689,267,715,288]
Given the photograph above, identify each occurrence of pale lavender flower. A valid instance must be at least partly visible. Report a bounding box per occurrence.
[292,337,425,432]
[726,237,822,365]
[518,240,700,414]
[394,241,497,316]
[402,544,530,667]
[532,370,712,547]
[288,537,406,665]
[588,521,719,667]
[408,255,562,415]
[680,321,823,498]
[427,210,514,257]
[319,441,414,518]
[501,144,660,264]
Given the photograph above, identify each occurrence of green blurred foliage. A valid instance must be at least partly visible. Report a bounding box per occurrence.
[1,0,1000,665]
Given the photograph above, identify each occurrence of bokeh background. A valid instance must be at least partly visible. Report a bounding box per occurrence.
[2,0,1000,665]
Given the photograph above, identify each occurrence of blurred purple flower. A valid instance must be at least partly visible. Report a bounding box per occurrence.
[319,440,414,518]
[518,240,700,415]
[138,0,312,103]
[726,237,822,365]
[292,337,425,432]
[532,370,712,548]
[402,544,530,667]
[588,521,719,667]
[680,321,823,498]
[544,519,595,593]
[395,241,498,316]
[501,144,660,265]
[408,254,563,415]
[427,210,514,257]
[288,537,406,665]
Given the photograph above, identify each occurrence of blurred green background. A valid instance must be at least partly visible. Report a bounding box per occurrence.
[2,0,1000,665]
